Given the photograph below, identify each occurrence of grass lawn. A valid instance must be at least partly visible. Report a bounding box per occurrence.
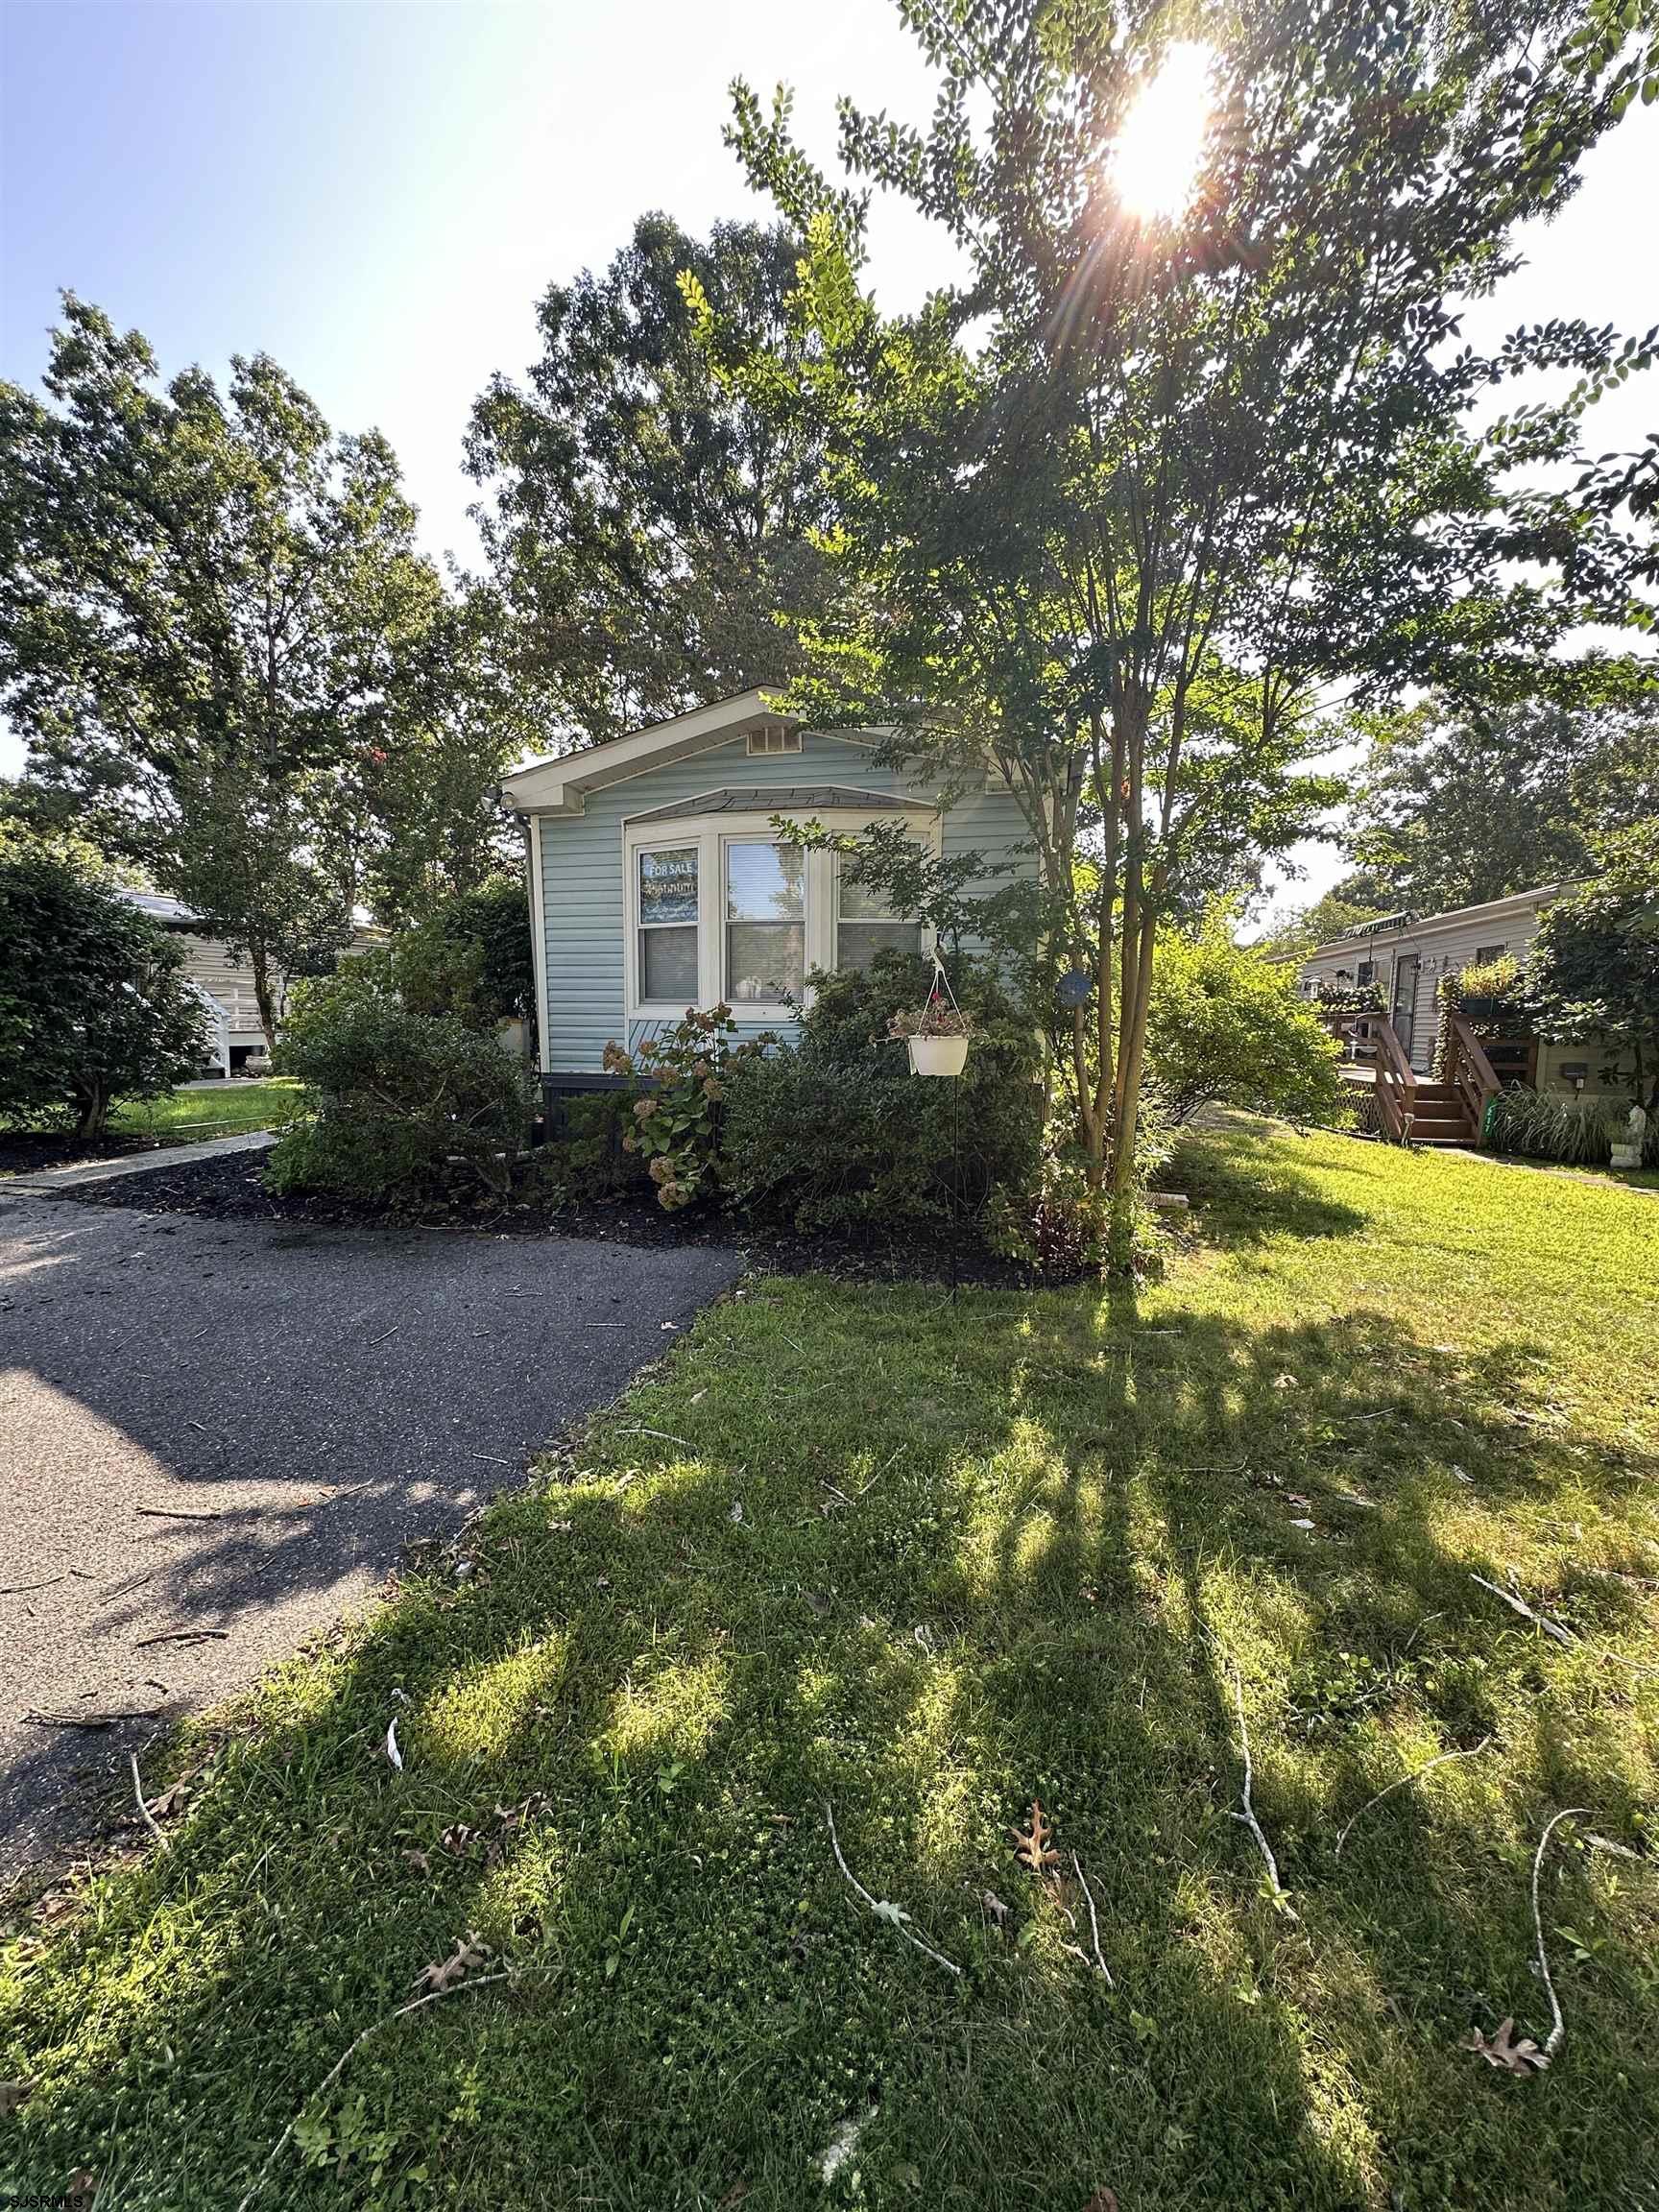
[4,1124,1656,2210]
[109,1078,299,1144]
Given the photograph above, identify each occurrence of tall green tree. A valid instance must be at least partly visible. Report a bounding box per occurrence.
[0,297,444,1046]
[467,213,832,743]
[354,588,523,930]
[1527,821,1659,1107]
[1347,676,1658,914]
[714,0,1657,1215]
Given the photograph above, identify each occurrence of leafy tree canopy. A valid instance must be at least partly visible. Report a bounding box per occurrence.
[0,297,453,1043]
[1346,668,1658,915]
[1527,820,1659,1104]
[712,0,1659,1205]
[467,213,833,744]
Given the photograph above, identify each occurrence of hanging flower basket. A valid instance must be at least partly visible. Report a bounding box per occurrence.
[888,960,972,1077]
[905,1032,969,1077]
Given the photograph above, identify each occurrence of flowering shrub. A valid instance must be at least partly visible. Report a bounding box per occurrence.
[603,1006,770,1211]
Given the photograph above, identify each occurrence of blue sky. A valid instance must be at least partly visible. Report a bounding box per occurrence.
[3,0,1654,912]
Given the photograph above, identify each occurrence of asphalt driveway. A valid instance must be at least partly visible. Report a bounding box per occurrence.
[0,1181,739,1884]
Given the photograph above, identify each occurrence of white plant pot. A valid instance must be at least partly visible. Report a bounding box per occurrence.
[907,1034,969,1077]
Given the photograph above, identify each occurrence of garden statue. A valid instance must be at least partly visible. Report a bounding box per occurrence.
[1610,1100,1647,1171]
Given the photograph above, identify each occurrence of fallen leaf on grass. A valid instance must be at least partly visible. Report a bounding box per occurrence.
[980,1889,1013,1927]
[144,1781,190,1821]
[1464,2016,1549,2075]
[1011,1799,1059,1873]
[384,1719,403,1771]
[441,1822,477,1856]
[0,2080,34,2116]
[401,1848,431,1876]
[414,1933,491,1996]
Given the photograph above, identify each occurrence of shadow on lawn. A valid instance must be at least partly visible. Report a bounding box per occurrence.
[1170,1130,1373,1250]
[6,1267,1658,2210]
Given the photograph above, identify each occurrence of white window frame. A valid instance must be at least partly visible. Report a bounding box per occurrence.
[830,848,928,974]
[621,800,940,1024]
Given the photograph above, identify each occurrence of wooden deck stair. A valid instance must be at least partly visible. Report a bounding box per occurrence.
[1399,1080,1479,1147]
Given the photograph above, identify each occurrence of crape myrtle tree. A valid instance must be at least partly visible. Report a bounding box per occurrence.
[0,298,446,1049]
[705,0,1659,1218]
[467,213,834,743]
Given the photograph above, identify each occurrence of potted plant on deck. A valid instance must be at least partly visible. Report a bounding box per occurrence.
[889,974,973,1076]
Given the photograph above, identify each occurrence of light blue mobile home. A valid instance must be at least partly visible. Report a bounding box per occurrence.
[501,688,1033,1084]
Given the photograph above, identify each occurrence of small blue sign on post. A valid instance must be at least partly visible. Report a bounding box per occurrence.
[1056,970,1093,1009]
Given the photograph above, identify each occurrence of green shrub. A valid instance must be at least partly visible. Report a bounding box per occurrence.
[0,836,206,1138]
[1145,911,1351,1129]
[602,1008,767,1211]
[268,928,535,1204]
[721,952,1043,1234]
[984,1089,1174,1278]
[1484,1087,1656,1168]
[432,878,537,1028]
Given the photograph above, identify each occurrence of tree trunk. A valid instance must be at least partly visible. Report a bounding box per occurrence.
[251,945,280,1056]
[74,1078,109,1142]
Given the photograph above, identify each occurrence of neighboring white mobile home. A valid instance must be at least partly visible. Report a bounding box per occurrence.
[1287,881,1638,1094]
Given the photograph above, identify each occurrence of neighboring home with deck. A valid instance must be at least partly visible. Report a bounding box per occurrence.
[116,890,382,1074]
[500,687,1032,1102]
[115,889,279,1074]
[1283,880,1641,1147]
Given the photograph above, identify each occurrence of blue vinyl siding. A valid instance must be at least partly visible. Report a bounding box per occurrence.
[537,731,1034,1073]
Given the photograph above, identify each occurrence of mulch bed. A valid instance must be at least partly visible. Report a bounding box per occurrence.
[0,1129,167,1176]
[55,1148,1052,1286]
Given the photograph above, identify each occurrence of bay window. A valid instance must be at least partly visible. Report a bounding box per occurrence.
[625,803,940,1022]
[725,840,805,1004]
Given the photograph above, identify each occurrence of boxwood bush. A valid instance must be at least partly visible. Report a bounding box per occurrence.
[720,951,1043,1235]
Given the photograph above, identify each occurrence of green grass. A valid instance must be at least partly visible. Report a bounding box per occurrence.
[109,1078,299,1143]
[4,1123,1657,2210]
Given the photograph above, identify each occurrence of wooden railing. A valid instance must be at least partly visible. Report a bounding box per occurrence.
[1315,1006,1383,1067]
[1444,1011,1502,1141]
[1371,1016,1418,1142]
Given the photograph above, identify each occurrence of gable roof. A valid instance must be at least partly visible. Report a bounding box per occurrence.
[500,688,893,817]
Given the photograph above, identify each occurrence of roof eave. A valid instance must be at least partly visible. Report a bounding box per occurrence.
[500,686,799,815]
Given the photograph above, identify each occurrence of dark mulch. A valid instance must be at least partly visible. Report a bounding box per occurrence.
[0,1128,165,1175]
[57,1147,1052,1286]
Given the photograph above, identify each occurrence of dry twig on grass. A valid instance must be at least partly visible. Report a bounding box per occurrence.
[1470,1575,1576,1647]
[1071,1852,1113,1984]
[1531,1806,1591,2066]
[1334,1737,1494,1859]
[233,1967,517,2212]
[1228,1665,1284,1897]
[129,1754,172,1855]
[824,1800,961,1978]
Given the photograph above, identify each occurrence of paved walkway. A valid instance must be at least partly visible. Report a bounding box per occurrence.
[3,1127,276,1194]
[0,1178,739,1885]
